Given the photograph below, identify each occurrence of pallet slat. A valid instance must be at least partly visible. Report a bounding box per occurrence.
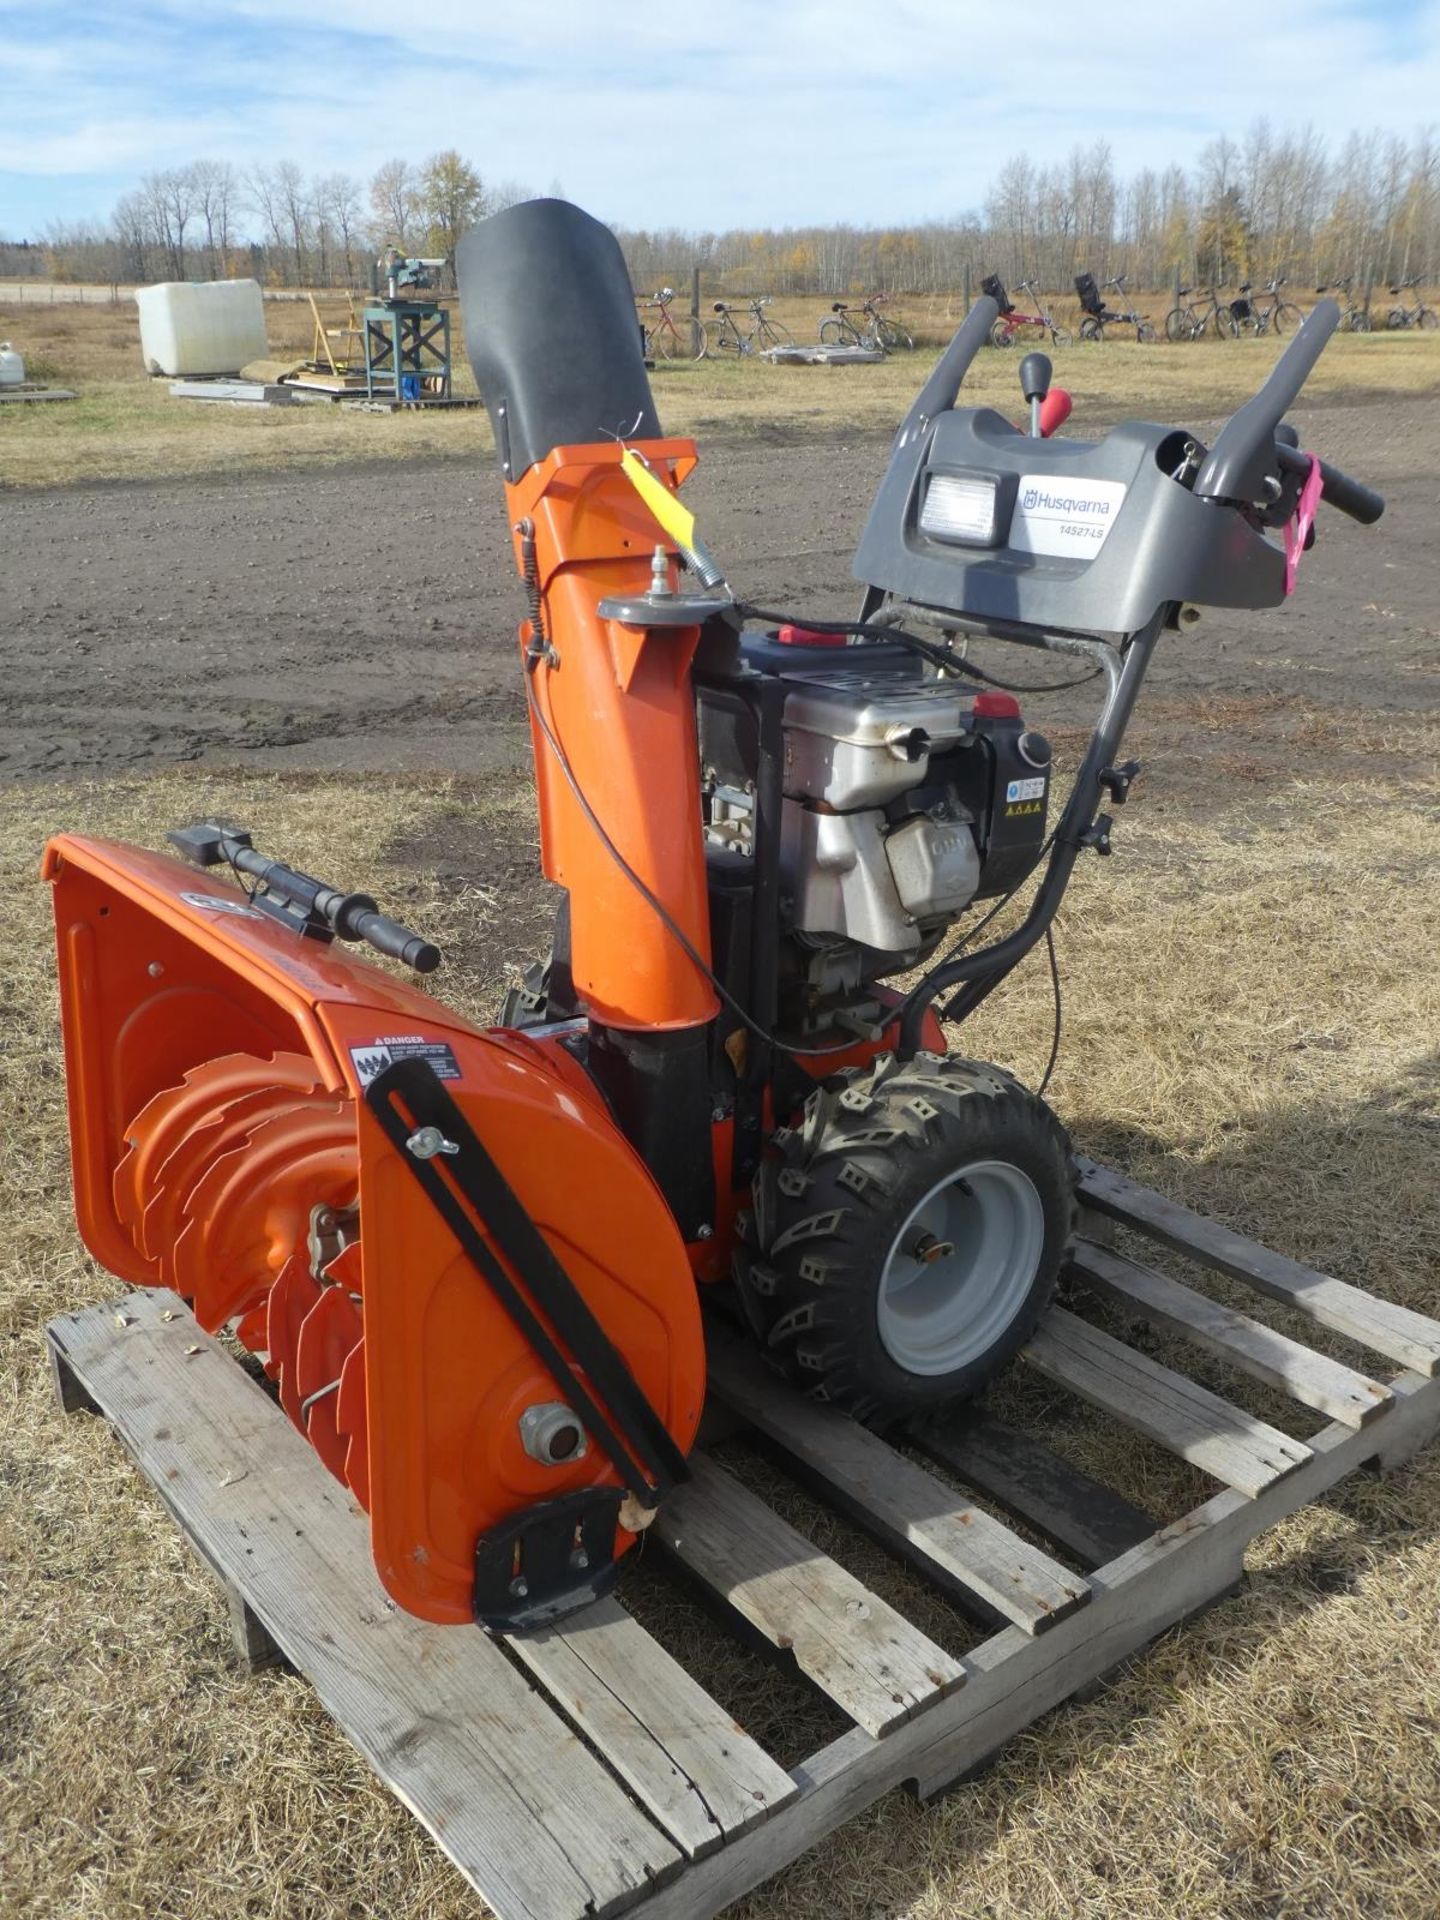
[1022,1308,1313,1497]
[708,1338,1088,1631]
[1071,1241,1395,1429]
[505,1594,798,1858]
[47,1294,678,1920]
[911,1409,1157,1570]
[1077,1159,1440,1378]
[653,1454,965,1736]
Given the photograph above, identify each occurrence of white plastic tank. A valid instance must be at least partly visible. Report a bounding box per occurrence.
[0,341,24,386]
[134,280,267,377]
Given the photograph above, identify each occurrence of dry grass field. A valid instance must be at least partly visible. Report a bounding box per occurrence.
[2,291,1439,489]
[3,686,1438,1918]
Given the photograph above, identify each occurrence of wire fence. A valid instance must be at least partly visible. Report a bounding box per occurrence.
[0,282,136,305]
[0,282,348,306]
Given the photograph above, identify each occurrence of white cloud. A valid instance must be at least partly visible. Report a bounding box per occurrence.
[1,0,1436,231]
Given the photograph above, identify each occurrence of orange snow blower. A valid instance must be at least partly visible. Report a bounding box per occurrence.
[46,201,1383,1632]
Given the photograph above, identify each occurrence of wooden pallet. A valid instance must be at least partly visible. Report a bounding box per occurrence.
[760,343,887,365]
[0,384,76,403]
[169,379,298,407]
[46,1163,1440,1920]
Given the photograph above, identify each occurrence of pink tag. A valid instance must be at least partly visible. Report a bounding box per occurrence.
[1284,454,1324,595]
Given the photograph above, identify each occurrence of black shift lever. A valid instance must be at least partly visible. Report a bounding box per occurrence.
[1018,352,1051,436]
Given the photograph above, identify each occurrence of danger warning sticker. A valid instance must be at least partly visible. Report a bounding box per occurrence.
[348,1036,462,1089]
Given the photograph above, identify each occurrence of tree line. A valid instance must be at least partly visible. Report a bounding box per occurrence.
[6,122,1437,298]
[18,152,533,289]
[619,126,1439,300]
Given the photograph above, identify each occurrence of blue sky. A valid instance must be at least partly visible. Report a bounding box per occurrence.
[1,0,1435,238]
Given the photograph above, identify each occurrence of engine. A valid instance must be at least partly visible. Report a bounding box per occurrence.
[698,630,1051,1040]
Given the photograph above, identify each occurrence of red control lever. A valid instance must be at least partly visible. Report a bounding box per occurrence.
[1039,389,1072,437]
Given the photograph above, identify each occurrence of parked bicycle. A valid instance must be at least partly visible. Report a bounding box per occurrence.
[1315,277,1372,333]
[1229,277,1305,337]
[1164,284,1237,341]
[711,296,796,357]
[1384,278,1438,330]
[640,287,707,360]
[819,293,915,352]
[981,274,1071,348]
[1075,272,1155,343]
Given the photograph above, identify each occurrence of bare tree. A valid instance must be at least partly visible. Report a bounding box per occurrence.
[191,160,238,276]
[112,190,155,281]
[316,172,363,283]
[986,155,1037,275]
[275,161,310,284]
[138,169,194,278]
[246,165,289,282]
[488,178,535,214]
[369,158,418,249]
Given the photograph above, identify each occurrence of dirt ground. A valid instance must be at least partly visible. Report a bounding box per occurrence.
[1,392,1434,786]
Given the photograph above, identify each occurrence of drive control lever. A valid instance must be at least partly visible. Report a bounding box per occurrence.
[1019,352,1052,436]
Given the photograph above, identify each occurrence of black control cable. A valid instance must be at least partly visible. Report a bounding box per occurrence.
[525,665,868,1061]
[1037,925,1063,1097]
[733,603,1101,695]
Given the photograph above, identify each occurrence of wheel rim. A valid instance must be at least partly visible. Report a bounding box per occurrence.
[876,1159,1045,1376]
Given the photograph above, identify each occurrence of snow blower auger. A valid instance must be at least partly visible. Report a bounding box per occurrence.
[44,200,1384,1635]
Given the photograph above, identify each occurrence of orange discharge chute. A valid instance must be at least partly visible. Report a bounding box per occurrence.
[44,833,705,1623]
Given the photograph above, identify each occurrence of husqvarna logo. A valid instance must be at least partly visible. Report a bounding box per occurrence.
[1011,473,1129,560]
[1020,485,1114,518]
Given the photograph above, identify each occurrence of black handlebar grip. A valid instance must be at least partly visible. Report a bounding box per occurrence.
[350,909,443,974]
[1315,458,1385,526]
[1276,442,1385,526]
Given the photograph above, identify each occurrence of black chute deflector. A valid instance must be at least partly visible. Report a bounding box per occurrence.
[456,199,660,481]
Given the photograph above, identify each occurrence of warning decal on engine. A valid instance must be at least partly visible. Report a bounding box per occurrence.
[348,1036,462,1089]
[1009,474,1127,559]
[1006,776,1047,804]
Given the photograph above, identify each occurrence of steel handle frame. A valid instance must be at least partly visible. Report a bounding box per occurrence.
[894,609,1166,1058]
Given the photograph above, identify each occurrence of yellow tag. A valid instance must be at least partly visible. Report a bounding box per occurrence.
[619,447,696,551]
